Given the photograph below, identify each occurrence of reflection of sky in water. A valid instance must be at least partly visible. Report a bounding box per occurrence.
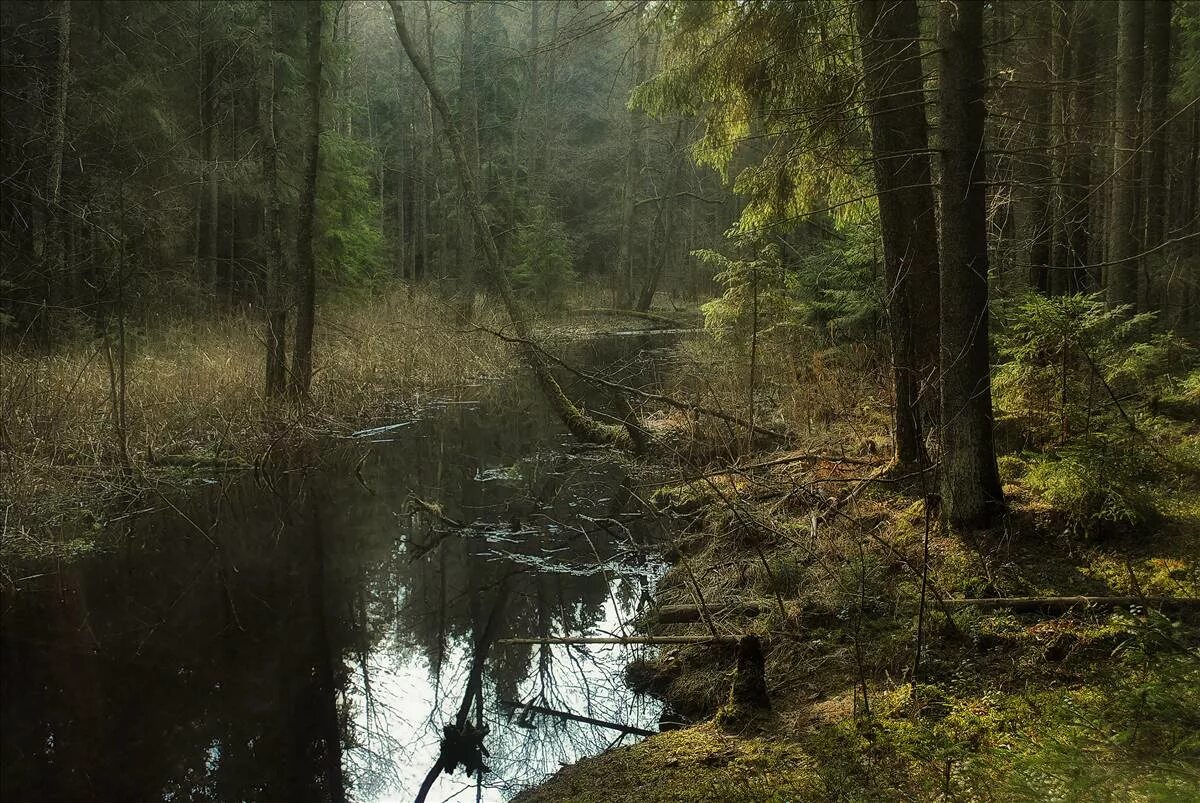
[346,579,663,802]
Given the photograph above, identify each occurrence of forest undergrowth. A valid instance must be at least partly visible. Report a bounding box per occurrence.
[522,298,1200,802]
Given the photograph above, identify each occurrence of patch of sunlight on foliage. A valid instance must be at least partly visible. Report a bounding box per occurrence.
[696,222,880,346]
[993,292,1189,445]
[515,724,823,803]
[1181,369,1200,401]
[1019,434,1159,531]
[633,0,870,235]
[802,642,1200,802]
[999,651,1200,802]
[1083,554,1198,597]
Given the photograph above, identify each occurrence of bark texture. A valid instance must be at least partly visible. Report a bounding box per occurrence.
[457,3,479,314]
[1025,2,1053,294]
[290,0,324,396]
[43,0,71,308]
[615,0,648,307]
[938,0,1003,529]
[201,4,220,300]
[1057,0,1096,293]
[1106,0,1144,310]
[855,0,940,469]
[260,6,286,397]
[1142,0,1172,313]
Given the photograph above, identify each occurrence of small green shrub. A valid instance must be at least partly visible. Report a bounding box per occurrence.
[993,292,1185,445]
[1021,435,1158,531]
[509,204,576,310]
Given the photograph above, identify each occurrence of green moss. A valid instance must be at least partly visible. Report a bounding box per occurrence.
[513,725,824,803]
[1082,553,1199,597]
[796,657,1200,802]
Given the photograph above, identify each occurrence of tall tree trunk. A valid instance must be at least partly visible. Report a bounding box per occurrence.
[290,0,324,397]
[389,0,635,450]
[340,5,352,137]
[199,1,220,306]
[938,0,1003,529]
[43,0,70,323]
[1107,0,1145,311]
[412,131,424,281]
[422,0,438,281]
[636,120,683,312]
[397,113,408,279]
[1058,0,1096,293]
[1049,1,1071,286]
[458,2,479,316]
[1026,2,1053,293]
[855,0,940,470]
[615,1,648,308]
[531,0,561,193]
[1175,106,1199,334]
[261,4,287,397]
[1142,0,1172,315]
[524,0,542,195]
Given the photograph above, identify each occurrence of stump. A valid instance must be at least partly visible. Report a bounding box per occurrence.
[716,634,770,729]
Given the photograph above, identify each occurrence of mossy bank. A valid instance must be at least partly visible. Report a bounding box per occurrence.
[518,431,1200,801]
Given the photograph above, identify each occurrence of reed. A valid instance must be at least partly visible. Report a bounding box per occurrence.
[0,286,514,534]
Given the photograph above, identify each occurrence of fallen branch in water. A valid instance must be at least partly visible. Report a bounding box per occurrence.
[403,497,466,563]
[579,307,686,328]
[498,635,741,646]
[499,699,656,737]
[389,0,634,452]
[468,321,788,443]
[943,596,1200,614]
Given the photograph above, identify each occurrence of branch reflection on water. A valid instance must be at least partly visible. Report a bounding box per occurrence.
[1,333,678,802]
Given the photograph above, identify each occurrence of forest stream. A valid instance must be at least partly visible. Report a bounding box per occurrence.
[1,330,684,802]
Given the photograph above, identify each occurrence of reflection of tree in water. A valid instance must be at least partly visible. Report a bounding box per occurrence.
[1,462,354,802]
[347,437,662,797]
[2,333,677,801]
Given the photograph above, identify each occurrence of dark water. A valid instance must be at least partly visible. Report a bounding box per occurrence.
[1,333,680,802]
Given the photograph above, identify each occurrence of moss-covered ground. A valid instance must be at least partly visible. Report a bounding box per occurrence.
[518,420,1200,801]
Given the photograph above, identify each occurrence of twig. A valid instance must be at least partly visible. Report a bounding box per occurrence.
[498,699,656,737]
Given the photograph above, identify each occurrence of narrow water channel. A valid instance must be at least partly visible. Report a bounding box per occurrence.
[1,332,682,802]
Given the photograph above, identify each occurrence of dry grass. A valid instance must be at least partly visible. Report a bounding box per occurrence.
[653,331,892,462]
[0,286,514,534]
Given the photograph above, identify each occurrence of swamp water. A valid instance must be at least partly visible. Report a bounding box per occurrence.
[2,333,684,802]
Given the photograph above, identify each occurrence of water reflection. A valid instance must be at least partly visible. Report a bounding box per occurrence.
[1,333,676,802]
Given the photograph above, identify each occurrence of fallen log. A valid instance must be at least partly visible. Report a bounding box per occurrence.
[498,699,656,737]
[580,307,685,328]
[653,603,762,624]
[152,454,248,470]
[474,324,788,443]
[943,596,1200,614]
[498,635,740,646]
